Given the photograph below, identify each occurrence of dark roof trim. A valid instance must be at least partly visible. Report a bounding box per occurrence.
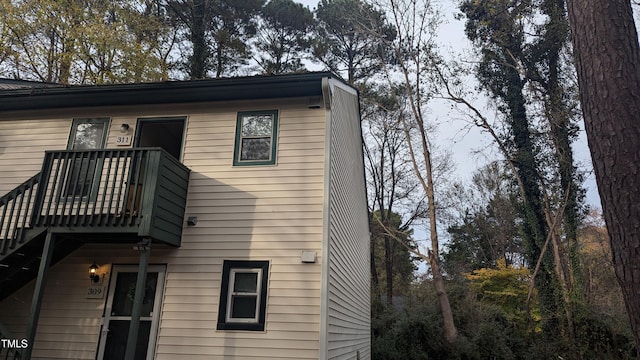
[0,78,63,91]
[0,72,343,112]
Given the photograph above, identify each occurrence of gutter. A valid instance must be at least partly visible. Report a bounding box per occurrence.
[0,72,344,112]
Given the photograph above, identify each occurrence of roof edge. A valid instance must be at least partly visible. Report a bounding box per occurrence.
[0,72,348,112]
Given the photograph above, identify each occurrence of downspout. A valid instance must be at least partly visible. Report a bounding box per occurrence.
[319,77,333,360]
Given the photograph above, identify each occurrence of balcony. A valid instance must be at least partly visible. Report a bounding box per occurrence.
[32,147,190,245]
[0,148,190,300]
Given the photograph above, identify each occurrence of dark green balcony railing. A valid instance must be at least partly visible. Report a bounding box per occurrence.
[31,148,190,246]
[0,174,39,257]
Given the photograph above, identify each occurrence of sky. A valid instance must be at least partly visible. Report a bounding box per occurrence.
[294,0,601,211]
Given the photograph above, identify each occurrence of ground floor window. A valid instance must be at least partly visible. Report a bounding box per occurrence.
[217,260,269,331]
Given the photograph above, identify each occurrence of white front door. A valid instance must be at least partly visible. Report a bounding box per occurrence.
[97,265,165,360]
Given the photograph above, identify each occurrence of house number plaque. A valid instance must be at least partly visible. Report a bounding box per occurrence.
[116,135,132,146]
[86,286,105,299]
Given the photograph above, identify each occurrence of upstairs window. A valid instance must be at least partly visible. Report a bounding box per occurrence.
[64,118,108,198]
[233,110,278,166]
[217,260,269,331]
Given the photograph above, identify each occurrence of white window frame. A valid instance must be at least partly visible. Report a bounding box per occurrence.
[226,268,263,323]
[217,260,269,331]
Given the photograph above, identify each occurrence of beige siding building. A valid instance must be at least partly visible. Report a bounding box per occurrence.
[0,73,370,360]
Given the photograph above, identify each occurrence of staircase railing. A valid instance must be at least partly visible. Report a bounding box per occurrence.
[0,174,39,257]
[0,322,22,360]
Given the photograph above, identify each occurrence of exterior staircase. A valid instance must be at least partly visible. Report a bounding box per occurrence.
[0,173,54,302]
[0,322,23,359]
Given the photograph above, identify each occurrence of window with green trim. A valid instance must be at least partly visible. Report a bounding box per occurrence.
[217,260,269,331]
[233,110,278,166]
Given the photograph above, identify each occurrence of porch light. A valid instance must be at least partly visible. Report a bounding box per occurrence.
[120,123,130,133]
[89,262,100,283]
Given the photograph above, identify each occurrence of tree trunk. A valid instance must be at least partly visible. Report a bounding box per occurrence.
[384,234,393,305]
[216,43,223,78]
[370,229,380,298]
[429,250,457,343]
[504,49,564,332]
[189,0,206,79]
[424,146,458,343]
[401,90,459,343]
[541,0,582,300]
[539,0,579,337]
[59,36,74,85]
[566,0,640,347]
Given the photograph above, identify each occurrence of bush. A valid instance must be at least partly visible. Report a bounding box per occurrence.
[372,278,638,360]
[573,309,637,359]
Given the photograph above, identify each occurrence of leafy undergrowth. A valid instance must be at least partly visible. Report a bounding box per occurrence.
[372,278,637,360]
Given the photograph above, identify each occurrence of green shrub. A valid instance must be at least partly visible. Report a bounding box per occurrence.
[372,278,638,360]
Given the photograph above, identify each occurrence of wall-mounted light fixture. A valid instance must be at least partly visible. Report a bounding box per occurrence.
[120,123,130,133]
[89,262,100,283]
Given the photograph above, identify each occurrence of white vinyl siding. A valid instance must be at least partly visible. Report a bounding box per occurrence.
[160,101,324,359]
[0,119,71,195]
[323,82,371,360]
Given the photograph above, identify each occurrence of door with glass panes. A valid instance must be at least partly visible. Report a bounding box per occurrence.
[97,265,165,360]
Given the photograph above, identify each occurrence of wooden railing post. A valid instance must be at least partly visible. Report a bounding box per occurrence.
[31,153,52,228]
[23,231,55,360]
[124,238,151,360]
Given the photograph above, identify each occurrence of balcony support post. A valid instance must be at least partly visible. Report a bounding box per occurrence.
[124,237,151,360]
[23,230,55,360]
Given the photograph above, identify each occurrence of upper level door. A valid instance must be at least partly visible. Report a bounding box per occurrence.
[135,118,185,161]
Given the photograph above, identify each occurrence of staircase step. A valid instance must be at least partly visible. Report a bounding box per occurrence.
[0,234,83,301]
